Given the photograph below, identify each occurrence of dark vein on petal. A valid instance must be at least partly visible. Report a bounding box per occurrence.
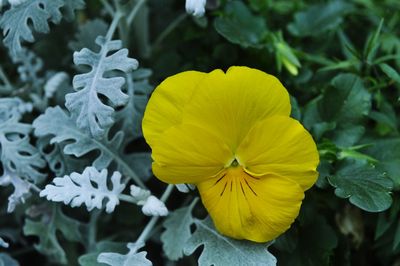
[248,175,260,180]
[230,181,233,192]
[244,179,257,196]
[220,182,228,196]
[214,173,226,185]
[239,181,246,197]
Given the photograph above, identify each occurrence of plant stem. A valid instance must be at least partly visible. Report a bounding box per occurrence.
[0,65,12,91]
[152,13,188,50]
[127,0,147,25]
[119,194,138,204]
[105,11,122,41]
[100,0,115,16]
[135,184,174,245]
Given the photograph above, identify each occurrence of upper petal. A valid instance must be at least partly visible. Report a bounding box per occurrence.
[236,116,319,190]
[151,123,233,184]
[142,71,206,146]
[183,66,291,150]
[197,167,304,242]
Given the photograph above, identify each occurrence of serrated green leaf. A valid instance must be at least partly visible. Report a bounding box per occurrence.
[214,1,267,48]
[184,217,276,266]
[288,1,353,37]
[320,73,371,125]
[275,214,338,266]
[364,138,400,188]
[328,161,393,212]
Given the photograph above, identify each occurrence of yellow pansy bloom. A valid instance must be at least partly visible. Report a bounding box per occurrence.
[142,66,319,243]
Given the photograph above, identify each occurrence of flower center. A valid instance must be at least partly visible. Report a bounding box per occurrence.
[230,159,239,167]
[214,165,259,197]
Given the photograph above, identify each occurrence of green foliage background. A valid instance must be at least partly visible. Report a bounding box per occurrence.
[0,0,400,265]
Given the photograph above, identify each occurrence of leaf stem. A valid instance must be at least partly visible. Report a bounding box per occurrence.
[127,0,147,25]
[135,184,174,245]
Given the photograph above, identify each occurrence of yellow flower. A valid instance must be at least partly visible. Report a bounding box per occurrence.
[142,66,319,243]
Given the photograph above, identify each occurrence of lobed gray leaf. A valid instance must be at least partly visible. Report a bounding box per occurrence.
[184,217,277,266]
[40,166,125,213]
[66,36,138,138]
[0,0,64,58]
[98,243,152,266]
[0,167,32,212]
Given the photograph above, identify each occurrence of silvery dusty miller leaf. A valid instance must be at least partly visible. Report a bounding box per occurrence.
[98,243,152,266]
[0,167,32,213]
[23,205,82,264]
[66,36,138,138]
[184,217,277,266]
[0,0,64,58]
[0,118,46,183]
[33,106,123,171]
[40,167,125,213]
[161,199,197,260]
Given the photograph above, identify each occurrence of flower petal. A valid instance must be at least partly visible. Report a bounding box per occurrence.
[198,167,304,242]
[142,71,206,146]
[183,66,291,150]
[152,123,233,184]
[237,116,319,190]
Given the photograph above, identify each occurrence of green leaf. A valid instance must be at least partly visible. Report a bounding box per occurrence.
[288,1,353,37]
[161,199,197,261]
[184,217,276,266]
[275,214,338,266]
[379,63,400,84]
[320,73,371,125]
[23,205,82,264]
[214,1,267,48]
[364,19,384,63]
[328,161,393,212]
[0,0,64,58]
[364,138,400,188]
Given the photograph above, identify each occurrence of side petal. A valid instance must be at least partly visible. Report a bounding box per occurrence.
[183,66,291,150]
[142,71,206,146]
[237,116,319,190]
[152,123,233,184]
[197,168,304,242]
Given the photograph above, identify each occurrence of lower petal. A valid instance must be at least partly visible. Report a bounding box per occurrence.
[197,167,304,242]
